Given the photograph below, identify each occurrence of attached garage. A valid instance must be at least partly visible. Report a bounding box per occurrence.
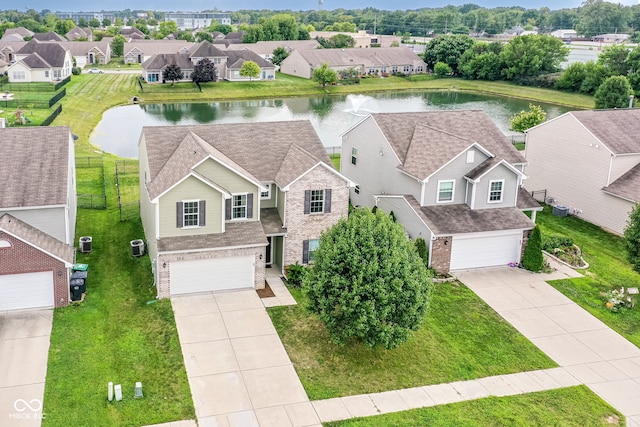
[0,271,55,311]
[449,231,523,271]
[169,255,255,295]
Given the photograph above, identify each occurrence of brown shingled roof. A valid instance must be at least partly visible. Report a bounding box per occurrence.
[570,109,640,155]
[16,39,68,67]
[0,126,71,208]
[0,214,74,264]
[420,204,534,235]
[603,163,640,202]
[158,221,267,252]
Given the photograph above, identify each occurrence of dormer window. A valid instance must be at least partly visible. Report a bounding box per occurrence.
[466,150,475,163]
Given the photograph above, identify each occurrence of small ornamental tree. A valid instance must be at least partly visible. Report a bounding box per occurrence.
[162,63,182,85]
[192,58,217,84]
[304,208,432,349]
[522,226,544,272]
[433,61,452,76]
[415,238,428,267]
[271,47,289,66]
[595,75,633,109]
[509,104,547,133]
[239,60,261,81]
[624,203,640,273]
[312,63,338,88]
[111,34,126,57]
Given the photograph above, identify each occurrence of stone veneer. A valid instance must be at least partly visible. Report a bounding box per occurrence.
[430,236,453,274]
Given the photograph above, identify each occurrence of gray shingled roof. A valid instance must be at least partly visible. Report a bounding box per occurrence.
[32,32,66,42]
[143,121,332,198]
[158,221,267,252]
[58,40,109,56]
[0,214,74,264]
[516,187,542,210]
[189,40,227,58]
[603,163,640,202]
[420,203,534,235]
[275,143,321,189]
[142,53,194,71]
[0,127,71,208]
[22,52,51,69]
[370,111,526,168]
[570,109,640,155]
[228,40,320,57]
[225,49,274,69]
[261,208,286,235]
[291,47,426,69]
[124,40,194,57]
[0,33,25,42]
[465,157,505,181]
[5,27,34,38]
[16,39,68,67]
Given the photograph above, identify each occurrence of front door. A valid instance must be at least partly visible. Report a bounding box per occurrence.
[266,236,272,265]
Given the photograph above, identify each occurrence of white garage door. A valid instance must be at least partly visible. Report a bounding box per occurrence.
[170,256,255,295]
[0,271,55,311]
[450,231,523,271]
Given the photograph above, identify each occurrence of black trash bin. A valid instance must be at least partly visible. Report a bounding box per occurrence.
[70,284,83,301]
[70,270,87,293]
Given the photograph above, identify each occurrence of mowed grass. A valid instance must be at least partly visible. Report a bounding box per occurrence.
[269,283,556,400]
[42,160,194,426]
[536,206,640,347]
[326,386,623,427]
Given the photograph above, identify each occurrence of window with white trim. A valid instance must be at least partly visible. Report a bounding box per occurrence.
[488,180,504,203]
[351,147,357,165]
[466,150,475,163]
[310,190,324,213]
[232,194,247,219]
[261,183,271,199]
[183,201,200,227]
[437,180,455,203]
[12,70,25,80]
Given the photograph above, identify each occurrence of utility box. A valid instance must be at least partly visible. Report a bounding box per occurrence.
[79,236,92,253]
[552,205,569,217]
[130,240,145,257]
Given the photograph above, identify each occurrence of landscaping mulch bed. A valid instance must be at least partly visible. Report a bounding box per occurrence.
[256,282,275,298]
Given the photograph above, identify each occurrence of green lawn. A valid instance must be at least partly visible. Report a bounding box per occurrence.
[269,284,556,400]
[326,386,623,427]
[536,206,640,347]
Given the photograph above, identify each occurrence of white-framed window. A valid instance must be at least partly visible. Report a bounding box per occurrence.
[466,150,475,164]
[437,180,455,203]
[183,200,200,227]
[44,71,49,78]
[12,70,25,80]
[310,190,324,213]
[261,183,271,199]
[232,194,247,219]
[488,180,504,203]
[354,185,360,195]
[308,239,320,262]
[351,147,357,165]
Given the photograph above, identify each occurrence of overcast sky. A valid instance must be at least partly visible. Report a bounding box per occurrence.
[10,0,640,13]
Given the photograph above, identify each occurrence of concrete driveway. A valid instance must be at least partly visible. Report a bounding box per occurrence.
[0,309,52,427]
[456,263,640,427]
[172,289,321,427]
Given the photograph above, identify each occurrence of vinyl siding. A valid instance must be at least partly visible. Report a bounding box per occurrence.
[66,135,77,245]
[425,149,491,206]
[279,51,312,79]
[525,114,631,235]
[277,186,286,226]
[139,138,157,254]
[469,164,519,210]
[376,196,432,241]
[0,207,67,242]
[609,154,640,184]
[158,177,223,237]
[341,116,421,207]
[261,183,276,208]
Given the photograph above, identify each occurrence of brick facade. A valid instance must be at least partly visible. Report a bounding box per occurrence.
[0,231,70,307]
[284,166,350,267]
[157,246,265,298]
[430,236,452,274]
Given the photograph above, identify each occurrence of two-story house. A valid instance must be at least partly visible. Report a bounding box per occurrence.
[341,111,540,273]
[139,120,353,298]
[0,127,77,310]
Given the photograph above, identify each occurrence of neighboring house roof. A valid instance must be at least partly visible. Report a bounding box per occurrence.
[4,27,34,38]
[290,47,425,69]
[274,143,322,189]
[0,126,71,208]
[58,40,110,57]
[229,40,320,56]
[261,208,286,234]
[142,53,194,71]
[369,111,526,174]
[189,40,227,58]
[225,49,274,69]
[66,27,92,40]
[158,221,267,252]
[32,31,66,42]
[143,121,334,199]
[121,27,145,37]
[22,52,52,69]
[464,157,524,182]
[224,31,244,42]
[603,163,640,203]
[124,40,194,57]
[0,33,26,42]
[516,187,542,211]
[568,109,640,155]
[16,39,69,67]
[0,214,74,265]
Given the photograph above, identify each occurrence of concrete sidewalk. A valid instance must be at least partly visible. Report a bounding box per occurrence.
[456,260,640,427]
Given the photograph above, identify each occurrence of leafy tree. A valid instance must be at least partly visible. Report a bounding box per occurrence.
[208,23,233,35]
[313,63,338,88]
[522,226,544,272]
[580,61,609,94]
[239,61,261,81]
[162,63,183,85]
[102,18,111,27]
[414,238,428,266]
[624,203,640,274]
[500,34,569,81]
[54,19,75,35]
[192,58,217,83]
[196,31,213,43]
[111,34,126,57]
[460,52,502,80]
[434,62,452,76]
[594,75,633,109]
[556,62,587,92]
[147,18,158,27]
[575,0,630,38]
[304,208,432,349]
[134,23,149,35]
[317,34,356,49]
[158,21,178,38]
[271,47,289,65]
[598,44,631,76]
[176,31,194,42]
[423,34,475,75]
[78,17,88,27]
[509,104,547,133]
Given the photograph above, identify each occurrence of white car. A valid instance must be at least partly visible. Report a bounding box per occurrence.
[88,68,104,74]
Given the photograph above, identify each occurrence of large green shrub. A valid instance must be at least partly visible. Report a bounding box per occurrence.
[522,226,544,272]
[625,203,640,273]
[415,237,428,266]
[542,234,574,252]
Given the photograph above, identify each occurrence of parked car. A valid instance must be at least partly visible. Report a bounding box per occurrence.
[88,68,104,74]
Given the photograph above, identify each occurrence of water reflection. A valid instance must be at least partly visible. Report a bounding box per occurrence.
[92,91,572,158]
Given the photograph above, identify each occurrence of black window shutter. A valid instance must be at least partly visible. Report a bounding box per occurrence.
[225,198,231,220]
[199,200,206,226]
[176,202,183,228]
[247,193,253,218]
[324,189,332,213]
[304,190,311,214]
[302,240,309,264]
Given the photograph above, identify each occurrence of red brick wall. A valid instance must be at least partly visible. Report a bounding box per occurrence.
[0,232,69,307]
[431,236,452,274]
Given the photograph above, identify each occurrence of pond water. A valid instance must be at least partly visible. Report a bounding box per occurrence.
[91,91,572,159]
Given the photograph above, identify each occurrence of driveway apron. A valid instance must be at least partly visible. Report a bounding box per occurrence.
[172,289,321,427]
[456,260,640,427]
[0,309,52,427]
